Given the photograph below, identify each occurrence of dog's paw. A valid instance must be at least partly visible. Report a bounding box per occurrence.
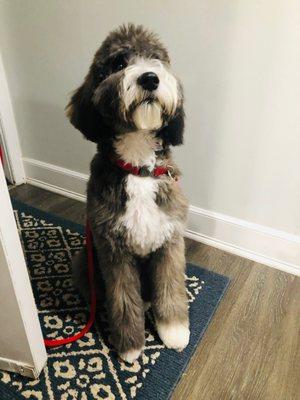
[143,302,151,311]
[119,348,142,363]
[156,321,190,351]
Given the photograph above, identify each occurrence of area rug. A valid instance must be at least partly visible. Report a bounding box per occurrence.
[0,199,230,400]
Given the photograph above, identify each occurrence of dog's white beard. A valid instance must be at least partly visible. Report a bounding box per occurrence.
[132,101,162,130]
[122,58,179,129]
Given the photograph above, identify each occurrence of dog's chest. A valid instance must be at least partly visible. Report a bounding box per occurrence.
[119,175,178,256]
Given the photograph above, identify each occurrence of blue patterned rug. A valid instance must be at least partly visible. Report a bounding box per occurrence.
[0,199,230,400]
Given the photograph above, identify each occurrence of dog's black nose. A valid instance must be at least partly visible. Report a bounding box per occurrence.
[137,72,159,91]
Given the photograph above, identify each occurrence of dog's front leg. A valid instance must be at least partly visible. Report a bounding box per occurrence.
[101,252,145,363]
[151,234,190,351]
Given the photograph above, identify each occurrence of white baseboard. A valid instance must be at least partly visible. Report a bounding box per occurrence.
[23,157,300,276]
[0,356,39,379]
[23,157,87,202]
[187,206,300,276]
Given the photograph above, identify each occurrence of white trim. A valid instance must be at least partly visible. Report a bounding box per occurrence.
[0,165,47,377]
[27,178,87,203]
[189,205,300,244]
[0,357,38,379]
[185,231,300,276]
[23,157,87,202]
[0,53,25,184]
[187,206,300,276]
[23,157,300,276]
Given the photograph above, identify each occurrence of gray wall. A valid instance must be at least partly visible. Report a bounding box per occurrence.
[1,0,299,236]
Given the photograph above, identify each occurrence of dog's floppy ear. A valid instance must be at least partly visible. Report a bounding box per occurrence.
[158,107,185,146]
[66,74,107,143]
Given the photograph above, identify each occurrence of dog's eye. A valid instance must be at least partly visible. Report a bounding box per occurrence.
[111,54,127,72]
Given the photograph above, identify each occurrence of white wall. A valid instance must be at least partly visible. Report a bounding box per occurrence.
[0,1,299,273]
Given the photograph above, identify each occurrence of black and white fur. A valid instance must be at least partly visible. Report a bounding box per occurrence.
[67,24,189,363]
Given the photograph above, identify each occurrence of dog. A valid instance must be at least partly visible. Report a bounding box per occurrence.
[67,24,189,363]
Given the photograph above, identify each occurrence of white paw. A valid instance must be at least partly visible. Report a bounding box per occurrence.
[156,321,190,351]
[119,348,142,363]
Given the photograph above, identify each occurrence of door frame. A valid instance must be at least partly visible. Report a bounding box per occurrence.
[0,52,25,185]
[0,165,47,378]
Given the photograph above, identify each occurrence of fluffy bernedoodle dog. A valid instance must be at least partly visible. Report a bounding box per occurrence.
[67,24,189,363]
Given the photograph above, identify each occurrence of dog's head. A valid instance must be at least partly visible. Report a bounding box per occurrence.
[67,24,184,146]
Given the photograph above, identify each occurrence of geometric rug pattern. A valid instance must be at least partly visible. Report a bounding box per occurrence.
[0,200,230,399]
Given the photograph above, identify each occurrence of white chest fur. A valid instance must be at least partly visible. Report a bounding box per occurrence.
[114,130,161,170]
[119,175,180,257]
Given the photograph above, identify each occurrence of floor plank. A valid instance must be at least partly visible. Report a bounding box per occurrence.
[9,184,300,400]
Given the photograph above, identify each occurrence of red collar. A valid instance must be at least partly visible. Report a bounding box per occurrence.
[113,158,169,177]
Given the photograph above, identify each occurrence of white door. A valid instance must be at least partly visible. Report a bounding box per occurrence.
[0,164,47,378]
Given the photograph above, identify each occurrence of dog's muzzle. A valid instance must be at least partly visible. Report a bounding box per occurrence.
[137,72,159,91]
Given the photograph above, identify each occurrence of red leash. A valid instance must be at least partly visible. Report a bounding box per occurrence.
[44,222,96,347]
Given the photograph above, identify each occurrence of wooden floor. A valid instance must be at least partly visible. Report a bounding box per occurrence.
[10,184,300,400]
